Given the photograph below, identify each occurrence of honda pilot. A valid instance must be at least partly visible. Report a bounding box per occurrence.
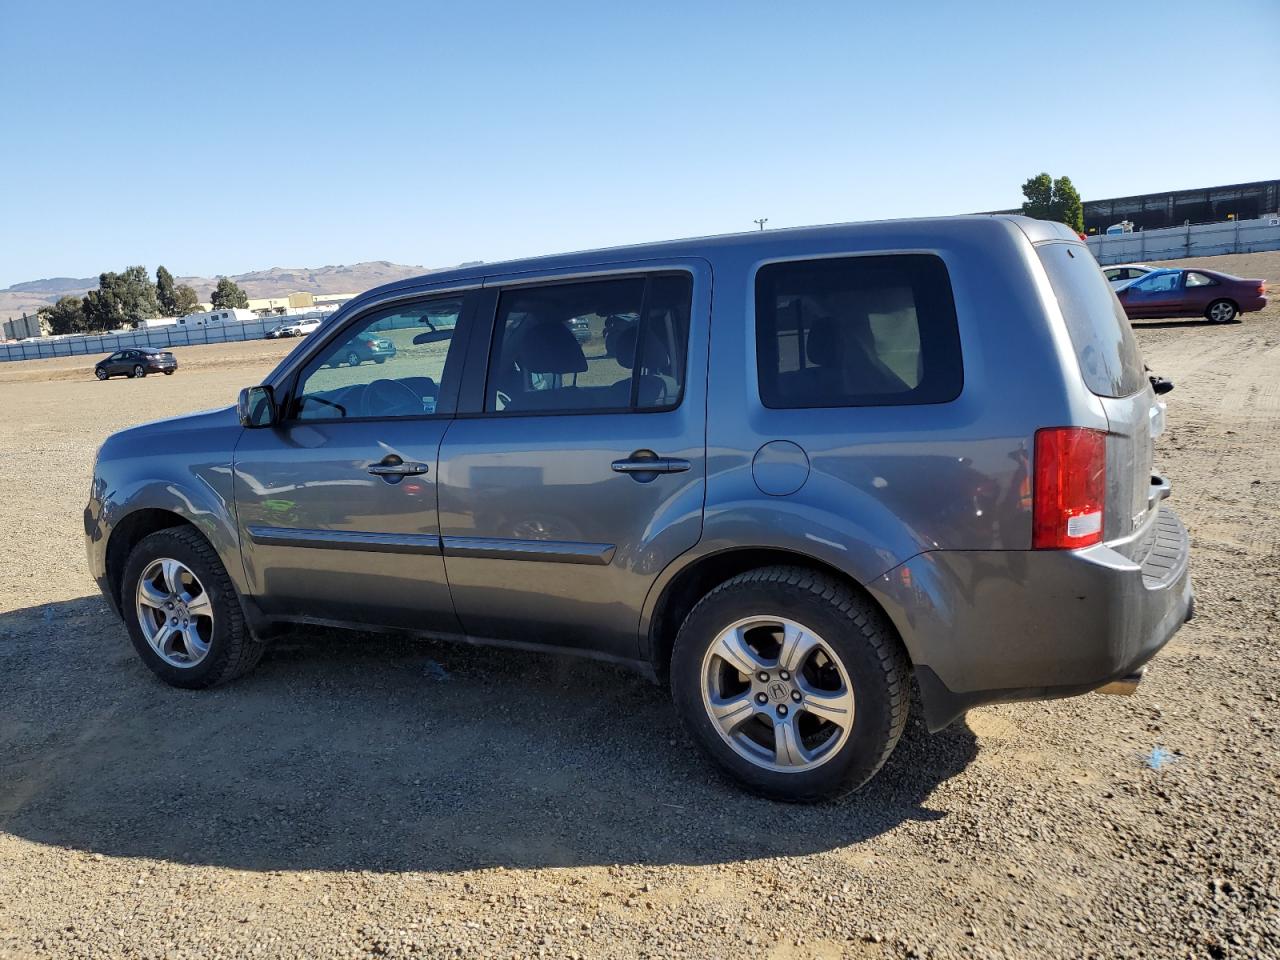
[85,216,1193,801]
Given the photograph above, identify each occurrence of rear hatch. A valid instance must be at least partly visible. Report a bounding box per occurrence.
[1035,241,1160,555]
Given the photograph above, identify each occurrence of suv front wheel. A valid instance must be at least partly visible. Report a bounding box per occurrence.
[121,527,264,688]
[671,566,909,801]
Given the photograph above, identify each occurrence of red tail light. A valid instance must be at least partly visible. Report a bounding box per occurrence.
[1033,427,1107,549]
[1258,282,1268,295]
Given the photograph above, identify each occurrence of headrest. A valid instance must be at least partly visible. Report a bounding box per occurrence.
[614,326,638,369]
[614,324,671,373]
[805,319,842,367]
[518,320,588,375]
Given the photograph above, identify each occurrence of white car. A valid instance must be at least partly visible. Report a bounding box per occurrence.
[281,317,322,337]
[1102,264,1157,289]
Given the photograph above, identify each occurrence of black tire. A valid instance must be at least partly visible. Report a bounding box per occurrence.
[163,369,175,375]
[347,351,361,367]
[95,368,108,380]
[120,527,265,689]
[132,364,146,378]
[1205,299,1238,324]
[671,566,909,802]
[374,357,386,364]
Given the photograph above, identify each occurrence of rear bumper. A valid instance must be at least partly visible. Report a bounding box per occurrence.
[872,505,1193,731]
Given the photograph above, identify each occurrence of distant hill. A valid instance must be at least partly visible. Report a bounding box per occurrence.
[0,261,437,320]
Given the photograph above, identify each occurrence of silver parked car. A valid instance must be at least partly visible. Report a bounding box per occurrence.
[85,216,1193,801]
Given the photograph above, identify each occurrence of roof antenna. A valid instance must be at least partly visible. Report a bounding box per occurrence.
[753,218,768,231]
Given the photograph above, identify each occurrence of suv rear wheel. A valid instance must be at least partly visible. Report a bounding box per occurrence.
[121,527,264,689]
[671,566,909,801]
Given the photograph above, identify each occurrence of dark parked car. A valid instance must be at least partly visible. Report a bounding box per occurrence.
[565,316,592,344]
[87,217,1192,801]
[94,348,177,380]
[1116,267,1268,324]
[323,332,397,366]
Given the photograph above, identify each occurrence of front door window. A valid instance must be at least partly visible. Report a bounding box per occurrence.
[292,298,465,421]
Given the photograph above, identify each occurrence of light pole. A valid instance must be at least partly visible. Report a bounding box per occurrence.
[753,218,768,231]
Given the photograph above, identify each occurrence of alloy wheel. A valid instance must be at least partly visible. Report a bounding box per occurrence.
[700,615,855,772]
[135,557,215,667]
[1209,301,1235,323]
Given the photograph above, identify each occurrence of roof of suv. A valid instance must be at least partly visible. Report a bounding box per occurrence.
[348,215,1078,313]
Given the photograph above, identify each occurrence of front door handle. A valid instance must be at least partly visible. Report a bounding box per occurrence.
[611,454,692,475]
[368,456,429,478]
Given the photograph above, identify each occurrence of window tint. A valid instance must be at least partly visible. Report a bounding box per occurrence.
[485,273,691,414]
[292,297,464,420]
[1185,271,1216,288]
[755,254,962,409]
[1035,243,1144,398]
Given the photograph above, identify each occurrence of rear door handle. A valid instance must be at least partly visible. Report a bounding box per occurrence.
[611,455,691,475]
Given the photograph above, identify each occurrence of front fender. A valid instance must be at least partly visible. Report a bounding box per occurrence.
[85,407,244,607]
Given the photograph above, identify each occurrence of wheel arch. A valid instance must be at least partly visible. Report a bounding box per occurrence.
[643,545,911,681]
[1207,296,1239,318]
[104,508,197,612]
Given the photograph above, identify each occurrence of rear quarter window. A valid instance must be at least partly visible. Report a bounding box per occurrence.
[755,254,962,409]
[1036,243,1144,398]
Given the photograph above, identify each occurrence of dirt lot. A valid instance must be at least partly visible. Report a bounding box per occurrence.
[1,254,1278,959]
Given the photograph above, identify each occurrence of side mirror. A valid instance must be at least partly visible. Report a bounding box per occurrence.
[238,385,277,428]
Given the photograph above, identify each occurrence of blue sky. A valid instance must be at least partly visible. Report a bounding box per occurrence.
[2,0,1277,288]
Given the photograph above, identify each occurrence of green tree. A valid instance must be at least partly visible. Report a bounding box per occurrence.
[82,266,159,329]
[1051,175,1084,233]
[172,283,200,315]
[38,295,89,335]
[82,281,120,330]
[156,265,178,316]
[210,277,249,310]
[1020,172,1084,232]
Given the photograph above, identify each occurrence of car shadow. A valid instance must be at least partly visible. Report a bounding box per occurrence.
[1130,318,1236,329]
[0,596,978,873]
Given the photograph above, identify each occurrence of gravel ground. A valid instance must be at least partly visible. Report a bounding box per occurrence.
[1,255,1278,959]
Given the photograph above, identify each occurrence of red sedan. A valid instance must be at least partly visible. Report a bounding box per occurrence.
[1115,267,1268,324]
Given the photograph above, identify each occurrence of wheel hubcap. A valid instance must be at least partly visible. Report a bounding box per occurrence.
[135,558,214,667]
[700,615,855,772]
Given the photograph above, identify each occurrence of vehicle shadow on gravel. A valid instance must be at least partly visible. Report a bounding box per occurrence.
[0,596,977,872]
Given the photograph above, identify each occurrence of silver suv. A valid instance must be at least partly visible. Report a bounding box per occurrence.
[85,216,1193,801]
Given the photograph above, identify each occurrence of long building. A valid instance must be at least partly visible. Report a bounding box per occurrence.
[1082,179,1279,234]
[988,178,1280,234]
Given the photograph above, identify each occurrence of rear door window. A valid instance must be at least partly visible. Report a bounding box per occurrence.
[484,273,692,414]
[755,254,962,408]
[1036,243,1144,398]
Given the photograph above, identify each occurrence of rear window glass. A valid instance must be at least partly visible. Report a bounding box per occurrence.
[1036,243,1144,397]
[755,254,962,409]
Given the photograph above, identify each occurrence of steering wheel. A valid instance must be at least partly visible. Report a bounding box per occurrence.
[360,378,424,418]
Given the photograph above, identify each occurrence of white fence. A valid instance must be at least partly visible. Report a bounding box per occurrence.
[0,317,284,363]
[1086,216,1280,265]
